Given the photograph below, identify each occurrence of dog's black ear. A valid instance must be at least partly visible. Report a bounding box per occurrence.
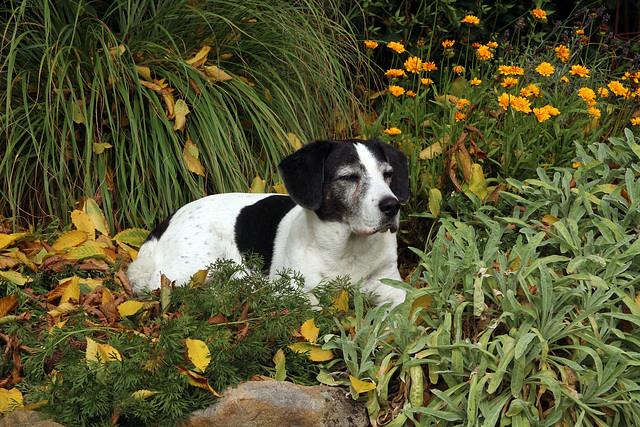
[278,140,333,210]
[374,139,410,203]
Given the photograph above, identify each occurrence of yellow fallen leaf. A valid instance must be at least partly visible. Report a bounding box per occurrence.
[0,271,30,287]
[136,66,152,81]
[468,163,488,201]
[188,269,209,288]
[0,295,18,317]
[52,230,88,250]
[86,337,121,365]
[204,65,232,82]
[419,141,442,160]
[117,300,144,317]
[59,276,80,304]
[273,348,286,381]
[287,132,303,150]
[186,45,211,66]
[65,245,106,260]
[428,188,442,217]
[101,288,114,304]
[0,233,28,250]
[84,198,109,237]
[174,99,190,131]
[349,375,377,394]
[114,228,149,248]
[49,319,68,334]
[178,366,219,396]
[288,342,334,362]
[48,302,76,317]
[273,183,288,194]
[79,278,104,291]
[183,141,204,176]
[186,338,211,373]
[300,318,319,343]
[131,390,159,400]
[249,176,265,193]
[329,290,349,313]
[0,388,23,413]
[93,142,112,154]
[542,214,560,226]
[635,291,640,310]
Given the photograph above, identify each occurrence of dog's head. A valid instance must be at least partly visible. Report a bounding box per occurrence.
[278,138,410,235]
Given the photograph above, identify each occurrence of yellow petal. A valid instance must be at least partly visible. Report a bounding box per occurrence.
[186,338,211,373]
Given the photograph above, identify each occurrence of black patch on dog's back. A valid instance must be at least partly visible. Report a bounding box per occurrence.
[235,195,296,272]
[145,211,176,242]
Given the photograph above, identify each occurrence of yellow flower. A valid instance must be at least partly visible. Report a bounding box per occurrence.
[387,41,405,54]
[498,93,512,110]
[569,64,590,78]
[531,9,547,19]
[442,39,455,49]
[422,61,438,71]
[598,87,609,97]
[385,69,406,79]
[555,45,570,62]
[510,96,531,113]
[470,77,482,86]
[533,107,551,122]
[588,107,601,119]
[520,84,541,98]
[388,85,405,97]
[544,105,560,116]
[476,45,493,60]
[456,98,470,110]
[461,15,480,25]
[535,62,555,76]
[631,117,640,126]
[453,65,465,74]
[383,127,402,135]
[364,40,379,50]
[487,41,498,49]
[454,111,466,122]
[498,65,524,76]
[404,56,423,73]
[501,77,518,88]
[576,29,585,35]
[421,78,434,85]
[561,76,569,83]
[578,87,596,106]
[406,90,417,98]
[608,80,630,98]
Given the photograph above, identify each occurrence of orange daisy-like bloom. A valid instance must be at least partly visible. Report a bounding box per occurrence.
[561,76,570,83]
[498,65,524,76]
[456,98,470,110]
[598,87,610,97]
[442,39,455,49]
[569,64,590,78]
[471,42,481,49]
[383,127,402,135]
[510,96,531,113]
[576,29,585,35]
[578,87,596,106]
[544,105,560,116]
[404,56,423,73]
[387,41,405,53]
[520,84,541,98]
[454,111,466,122]
[535,62,555,76]
[406,90,417,98]
[453,65,465,74]
[364,40,379,50]
[498,93,512,110]
[385,69,406,79]
[487,41,498,48]
[461,15,480,25]
[530,9,547,19]
[470,77,482,86]
[388,85,405,97]
[608,80,629,97]
[555,45,570,62]
[422,61,438,71]
[533,107,551,122]
[421,78,434,85]
[631,117,640,126]
[501,77,518,88]
[623,71,640,83]
[476,45,493,60]
[588,107,601,119]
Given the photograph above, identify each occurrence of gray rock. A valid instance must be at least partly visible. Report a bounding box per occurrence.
[0,410,65,427]
[186,381,368,427]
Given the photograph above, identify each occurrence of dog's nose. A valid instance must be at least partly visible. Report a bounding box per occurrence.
[379,197,400,217]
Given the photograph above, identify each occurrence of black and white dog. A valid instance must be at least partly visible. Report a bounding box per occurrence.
[127,138,410,307]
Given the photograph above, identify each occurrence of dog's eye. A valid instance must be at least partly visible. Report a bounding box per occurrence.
[383,171,394,180]
[339,174,360,182]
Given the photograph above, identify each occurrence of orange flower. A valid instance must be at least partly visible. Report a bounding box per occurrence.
[476,45,493,60]
[510,96,531,113]
[454,111,466,122]
[470,77,482,86]
[388,85,405,97]
[387,41,405,53]
[561,76,570,83]
[453,65,465,74]
[385,69,406,79]
[461,15,480,25]
[569,65,590,78]
[422,61,438,71]
[588,107,601,119]
[406,90,417,98]
[555,45,570,62]
[631,117,640,126]
[498,65,524,75]
[456,98,470,110]
[535,62,555,76]
[487,41,498,48]
[501,77,518,88]
[598,87,609,97]
[383,127,402,135]
[364,40,379,50]
[533,107,551,122]
[442,39,455,49]
[520,84,541,98]
[421,78,434,85]
[608,80,630,98]
[578,87,596,106]
[498,93,512,110]
[531,9,547,19]
[404,56,423,73]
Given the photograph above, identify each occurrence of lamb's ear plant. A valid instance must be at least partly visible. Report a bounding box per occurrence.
[320,129,640,426]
